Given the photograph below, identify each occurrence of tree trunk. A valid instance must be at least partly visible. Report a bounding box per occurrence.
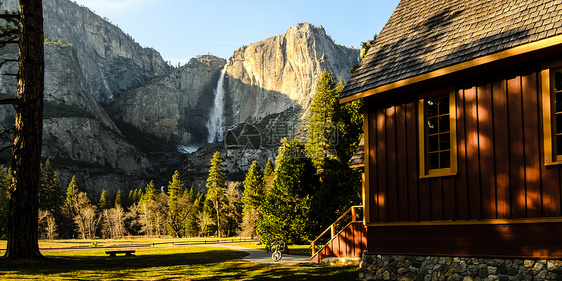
[4,0,44,259]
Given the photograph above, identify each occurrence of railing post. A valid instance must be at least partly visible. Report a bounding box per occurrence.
[311,241,316,255]
[331,224,336,238]
[351,207,357,222]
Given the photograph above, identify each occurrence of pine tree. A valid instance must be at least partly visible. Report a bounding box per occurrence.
[305,70,342,169]
[304,70,363,234]
[257,139,318,244]
[98,189,111,210]
[241,161,264,237]
[39,160,62,214]
[4,0,46,259]
[167,170,190,237]
[141,180,158,202]
[242,161,264,213]
[205,151,226,237]
[115,189,123,209]
[263,159,274,178]
[184,188,201,237]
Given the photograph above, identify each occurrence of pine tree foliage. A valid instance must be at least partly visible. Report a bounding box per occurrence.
[167,170,192,237]
[241,161,264,215]
[205,151,226,237]
[257,139,318,244]
[98,189,111,210]
[114,189,123,209]
[305,70,343,169]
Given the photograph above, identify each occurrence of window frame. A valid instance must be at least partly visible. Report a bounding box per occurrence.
[418,90,458,178]
[542,62,562,166]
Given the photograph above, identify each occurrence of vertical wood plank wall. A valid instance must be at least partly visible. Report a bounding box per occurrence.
[367,68,562,223]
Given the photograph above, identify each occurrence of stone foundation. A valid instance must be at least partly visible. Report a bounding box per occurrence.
[358,254,562,281]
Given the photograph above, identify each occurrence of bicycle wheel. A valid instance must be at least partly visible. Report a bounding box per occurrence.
[272,250,282,262]
[278,240,288,254]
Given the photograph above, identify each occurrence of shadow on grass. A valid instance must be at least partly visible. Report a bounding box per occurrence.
[0,249,245,274]
[0,248,358,280]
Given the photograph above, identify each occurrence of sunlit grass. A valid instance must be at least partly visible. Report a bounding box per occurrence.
[0,240,358,280]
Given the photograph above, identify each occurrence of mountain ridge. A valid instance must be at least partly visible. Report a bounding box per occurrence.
[0,0,360,195]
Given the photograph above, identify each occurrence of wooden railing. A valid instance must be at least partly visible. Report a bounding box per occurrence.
[310,205,364,260]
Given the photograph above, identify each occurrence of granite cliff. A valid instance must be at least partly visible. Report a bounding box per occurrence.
[0,0,360,194]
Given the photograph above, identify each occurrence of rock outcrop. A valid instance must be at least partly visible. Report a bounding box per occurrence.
[0,0,361,194]
[225,23,359,123]
[107,56,226,146]
[3,0,171,103]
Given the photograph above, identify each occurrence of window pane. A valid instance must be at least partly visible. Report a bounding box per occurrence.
[439,97,449,114]
[429,153,439,170]
[428,100,438,116]
[556,92,562,113]
[555,70,562,92]
[440,133,450,150]
[557,114,562,134]
[439,116,450,132]
[557,135,562,156]
[428,117,438,134]
[440,151,451,168]
[428,135,439,152]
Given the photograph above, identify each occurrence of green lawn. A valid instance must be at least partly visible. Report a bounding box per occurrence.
[0,242,358,280]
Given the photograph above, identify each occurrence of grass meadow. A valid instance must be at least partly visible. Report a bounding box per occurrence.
[0,239,358,280]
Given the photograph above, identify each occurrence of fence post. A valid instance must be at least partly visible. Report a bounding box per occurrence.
[352,207,357,222]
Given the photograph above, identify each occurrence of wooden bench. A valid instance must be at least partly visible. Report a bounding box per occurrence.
[105,250,135,256]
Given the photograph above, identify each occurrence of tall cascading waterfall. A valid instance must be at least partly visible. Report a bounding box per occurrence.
[207,64,228,143]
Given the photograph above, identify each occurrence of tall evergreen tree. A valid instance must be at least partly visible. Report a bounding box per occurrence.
[304,70,363,234]
[305,70,343,169]
[98,189,111,210]
[184,188,202,237]
[4,0,46,259]
[114,189,123,209]
[205,151,226,237]
[263,159,274,178]
[38,159,62,214]
[241,161,264,237]
[167,170,191,237]
[257,139,318,244]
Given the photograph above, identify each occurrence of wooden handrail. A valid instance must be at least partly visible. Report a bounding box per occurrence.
[310,205,363,256]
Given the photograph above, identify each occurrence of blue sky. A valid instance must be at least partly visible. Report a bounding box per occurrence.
[73,0,400,66]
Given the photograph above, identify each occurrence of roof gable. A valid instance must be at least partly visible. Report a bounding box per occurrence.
[341,0,562,99]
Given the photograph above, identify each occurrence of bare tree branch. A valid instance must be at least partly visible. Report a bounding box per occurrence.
[0,98,18,105]
[0,59,17,68]
[0,14,19,20]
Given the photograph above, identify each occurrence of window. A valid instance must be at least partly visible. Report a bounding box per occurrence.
[542,65,562,165]
[418,91,457,177]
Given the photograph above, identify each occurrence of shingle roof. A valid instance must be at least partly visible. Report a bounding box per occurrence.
[341,0,562,99]
[348,137,364,168]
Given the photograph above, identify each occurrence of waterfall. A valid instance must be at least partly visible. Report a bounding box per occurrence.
[207,64,227,143]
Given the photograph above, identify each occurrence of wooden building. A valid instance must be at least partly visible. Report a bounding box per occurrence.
[340,0,562,259]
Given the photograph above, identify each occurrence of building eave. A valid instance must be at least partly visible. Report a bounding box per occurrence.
[340,34,562,104]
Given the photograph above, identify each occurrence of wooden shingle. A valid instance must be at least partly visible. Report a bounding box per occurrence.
[341,0,562,99]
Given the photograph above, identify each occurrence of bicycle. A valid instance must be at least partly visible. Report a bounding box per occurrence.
[264,238,288,254]
[271,242,282,262]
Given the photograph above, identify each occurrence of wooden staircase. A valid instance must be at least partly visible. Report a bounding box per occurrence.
[310,205,367,264]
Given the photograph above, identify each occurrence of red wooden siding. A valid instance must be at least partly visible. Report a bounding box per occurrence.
[367,222,562,259]
[367,68,562,224]
[365,63,562,258]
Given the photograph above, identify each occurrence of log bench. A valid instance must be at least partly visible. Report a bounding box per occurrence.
[105,250,135,256]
